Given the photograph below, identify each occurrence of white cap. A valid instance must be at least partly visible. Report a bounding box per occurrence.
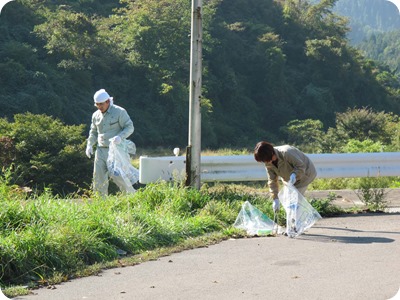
[93,89,110,103]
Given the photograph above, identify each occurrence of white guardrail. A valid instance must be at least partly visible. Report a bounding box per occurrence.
[139,152,400,184]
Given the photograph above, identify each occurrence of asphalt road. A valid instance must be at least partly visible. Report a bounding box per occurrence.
[306,188,400,213]
[12,212,400,300]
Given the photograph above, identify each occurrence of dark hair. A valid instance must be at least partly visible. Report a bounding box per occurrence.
[254,141,275,162]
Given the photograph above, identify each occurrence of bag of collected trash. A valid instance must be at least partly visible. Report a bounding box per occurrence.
[278,183,321,238]
[125,140,137,156]
[107,139,139,191]
[233,201,276,236]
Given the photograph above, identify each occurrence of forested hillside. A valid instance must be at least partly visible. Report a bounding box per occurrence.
[330,0,400,75]
[1,0,400,149]
[333,0,400,43]
[358,30,400,75]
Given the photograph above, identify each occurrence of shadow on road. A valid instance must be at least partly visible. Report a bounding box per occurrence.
[298,233,395,244]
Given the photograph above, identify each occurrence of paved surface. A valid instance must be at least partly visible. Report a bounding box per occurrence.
[306,188,400,213]
[10,190,400,300]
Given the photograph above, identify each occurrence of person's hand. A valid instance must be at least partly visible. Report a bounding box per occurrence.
[111,136,122,144]
[273,198,280,212]
[289,173,296,185]
[85,145,93,159]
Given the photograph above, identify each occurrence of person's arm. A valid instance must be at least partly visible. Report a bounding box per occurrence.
[267,167,279,199]
[85,114,98,158]
[117,110,134,139]
[87,113,98,148]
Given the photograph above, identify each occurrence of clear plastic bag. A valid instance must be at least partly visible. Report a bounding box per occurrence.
[107,139,139,192]
[278,183,322,238]
[125,140,137,156]
[233,201,276,236]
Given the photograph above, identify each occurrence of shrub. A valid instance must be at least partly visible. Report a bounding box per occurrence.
[0,113,92,195]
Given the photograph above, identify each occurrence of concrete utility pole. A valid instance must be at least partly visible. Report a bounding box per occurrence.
[186,0,202,189]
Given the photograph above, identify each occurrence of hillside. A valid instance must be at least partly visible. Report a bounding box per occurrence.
[333,0,400,43]
[1,0,400,148]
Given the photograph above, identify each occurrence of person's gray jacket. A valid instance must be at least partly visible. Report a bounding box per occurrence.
[87,104,134,148]
[264,145,317,199]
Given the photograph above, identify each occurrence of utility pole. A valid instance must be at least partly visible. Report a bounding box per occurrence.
[186,0,202,189]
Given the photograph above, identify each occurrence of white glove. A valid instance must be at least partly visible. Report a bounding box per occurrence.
[273,198,280,212]
[111,136,122,144]
[85,145,93,159]
[289,173,296,185]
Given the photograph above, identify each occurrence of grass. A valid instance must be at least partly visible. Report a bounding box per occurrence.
[1,147,398,297]
[0,179,344,297]
[309,176,400,191]
[308,192,345,217]
[4,146,393,297]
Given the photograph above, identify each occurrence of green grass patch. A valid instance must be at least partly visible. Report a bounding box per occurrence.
[1,181,345,297]
[309,176,400,190]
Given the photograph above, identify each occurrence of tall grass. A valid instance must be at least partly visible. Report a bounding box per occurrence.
[0,177,342,297]
[2,148,398,297]
[0,181,254,288]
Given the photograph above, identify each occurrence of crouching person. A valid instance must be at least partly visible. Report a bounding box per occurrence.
[254,141,317,212]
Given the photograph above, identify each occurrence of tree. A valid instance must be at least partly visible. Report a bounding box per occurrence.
[1,0,400,149]
[341,139,384,153]
[34,9,99,70]
[281,118,325,153]
[334,107,394,144]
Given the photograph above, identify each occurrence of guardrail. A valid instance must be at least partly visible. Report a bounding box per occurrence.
[139,152,400,184]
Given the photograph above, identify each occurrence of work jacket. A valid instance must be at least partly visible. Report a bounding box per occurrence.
[87,104,134,148]
[264,145,317,199]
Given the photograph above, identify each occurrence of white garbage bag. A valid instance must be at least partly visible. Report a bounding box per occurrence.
[107,139,139,192]
[278,183,322,238]
[233,201,276,236]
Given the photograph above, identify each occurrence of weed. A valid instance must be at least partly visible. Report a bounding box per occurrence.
[354,177,388,212]
[356,187,388,212]
[309,196,344,217]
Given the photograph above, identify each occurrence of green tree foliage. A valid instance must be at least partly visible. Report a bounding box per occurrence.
[105,0,198,146]
[334,107,394,144]
[332,0,400,82]
[34,9,98,70]
[280,118,324,153]
[358,31,400,77]
[1,0,400,150]
[0,1,94,124]
[282,107,400,153]
[114,0,192,83]
[0,136,15,166]
[0,113,92,195]
[333,0,400,43]
[341,139,384,153]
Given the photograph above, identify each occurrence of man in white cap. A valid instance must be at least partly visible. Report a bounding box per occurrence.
[86,89,134,196]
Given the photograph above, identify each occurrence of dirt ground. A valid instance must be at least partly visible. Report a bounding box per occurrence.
[306,188,400,212]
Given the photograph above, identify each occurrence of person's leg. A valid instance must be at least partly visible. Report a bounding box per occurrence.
[111,174,135,194]
[93,148,109,197]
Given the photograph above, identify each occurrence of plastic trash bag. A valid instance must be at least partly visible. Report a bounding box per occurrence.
[278,183,322,238]
[233,201,276,236]
[107,139,139,192]
[125,140,137,156]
